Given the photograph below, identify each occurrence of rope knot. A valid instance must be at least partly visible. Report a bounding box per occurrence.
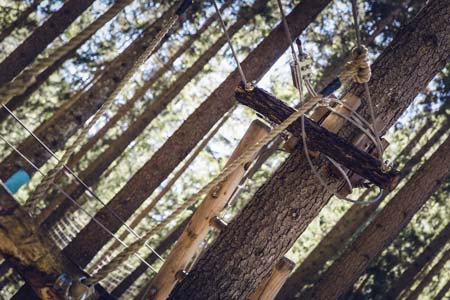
[340,46,371,84]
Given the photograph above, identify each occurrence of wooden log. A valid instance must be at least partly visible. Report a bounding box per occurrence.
[248,257,295,300]
[320,94,361,134]
[0,185,113,299]
[0,186,76,297]
[145,120,270,300]
[235,85,400,190]
[209,216,228,231]
[285,94,361,155]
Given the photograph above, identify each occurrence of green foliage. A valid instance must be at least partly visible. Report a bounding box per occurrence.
[0,0,448,298]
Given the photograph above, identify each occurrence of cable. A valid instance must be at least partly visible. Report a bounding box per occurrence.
[2,104,165,262]
[276,0,384,205]
[0,134,158,274]
[211,0,248,85]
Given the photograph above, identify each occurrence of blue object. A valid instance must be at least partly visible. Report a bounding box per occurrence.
[4,168,30,194]
[320,77,342,97]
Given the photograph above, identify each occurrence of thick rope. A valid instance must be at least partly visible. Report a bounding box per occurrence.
[86,108,233,274]
[0,0,133,105]
[85,93,321,285]
[25,14,179,213]
[339,46,371,84]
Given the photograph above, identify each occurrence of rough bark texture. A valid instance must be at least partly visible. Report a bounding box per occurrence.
[0,0,95,86]
[62,0,331,268]
[110,217,190,298]
[170,1,450,299]
[41,0,259,231]
[277,200,380,299]
[0,0,131,123]
[304,136,450,299]
[0,2,179,182]
[235,86,399,189]
[0,0,42,43]
[63,0,232,171]
[0,185,115,299]
[278,113,443,299]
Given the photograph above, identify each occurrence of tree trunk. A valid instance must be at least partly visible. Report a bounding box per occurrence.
[0,2,181,182]
[401,116,450,175]
[0,0,95,86]
[278,114,444,299]
[170,1,450,299]
[40,0,260,231]
[0,0,133,123]
[0,0,42,43]
[435,280,450,300]
[0,185,114,299]
[61,0,333,270]
[110,217,190,298]
[63,0,234,172]
[277,199,380,299]
[303,133,450,299]
[405,247,450,300]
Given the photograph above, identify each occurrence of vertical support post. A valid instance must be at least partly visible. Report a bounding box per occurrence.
[145,120,270,300]
[248,257,295,300]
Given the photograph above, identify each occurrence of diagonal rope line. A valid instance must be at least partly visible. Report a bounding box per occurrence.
[85,91,321,286]
[88,107,234,275]
[276,0,383,205]
[3,105,166,262]
[25,14,180,213]
[0,134,158,274]
[350,0,384,160]
[0,0,134,105]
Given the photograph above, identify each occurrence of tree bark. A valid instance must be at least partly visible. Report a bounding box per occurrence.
[63,0,234,172]
[170,1,450,299]
[0,185,114,299]
[303,133,450,299]
[61,0,333,270]
[278,114,445,299]
[40,0,262,231]
[0,0,95,86]
[110,217,190,298]
[405,247,450,300]
[0,0,42,43]
[0,2,181,182]
[235,87,399,189]
[0,0,133,123]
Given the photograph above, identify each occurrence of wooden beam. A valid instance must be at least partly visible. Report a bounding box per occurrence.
[248,257,295,300]
[235,85,400,190]
[0,185,113,299]
[145,120,270,300]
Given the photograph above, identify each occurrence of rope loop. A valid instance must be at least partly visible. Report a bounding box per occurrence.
[340,46,371,84]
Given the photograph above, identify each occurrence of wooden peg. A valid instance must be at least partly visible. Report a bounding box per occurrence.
[146,120,270,300]
[209,216,228,231]
[248,257,295,300]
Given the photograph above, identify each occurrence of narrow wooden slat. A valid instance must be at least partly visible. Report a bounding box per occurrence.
[248,257,295,300]
[145,120,270,300]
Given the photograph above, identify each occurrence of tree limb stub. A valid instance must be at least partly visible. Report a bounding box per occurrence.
[235,85,400,190]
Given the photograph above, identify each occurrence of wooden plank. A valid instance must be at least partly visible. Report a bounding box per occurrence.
[248,257,295,300]
[144,120,270,300]
[235,85,400,190]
